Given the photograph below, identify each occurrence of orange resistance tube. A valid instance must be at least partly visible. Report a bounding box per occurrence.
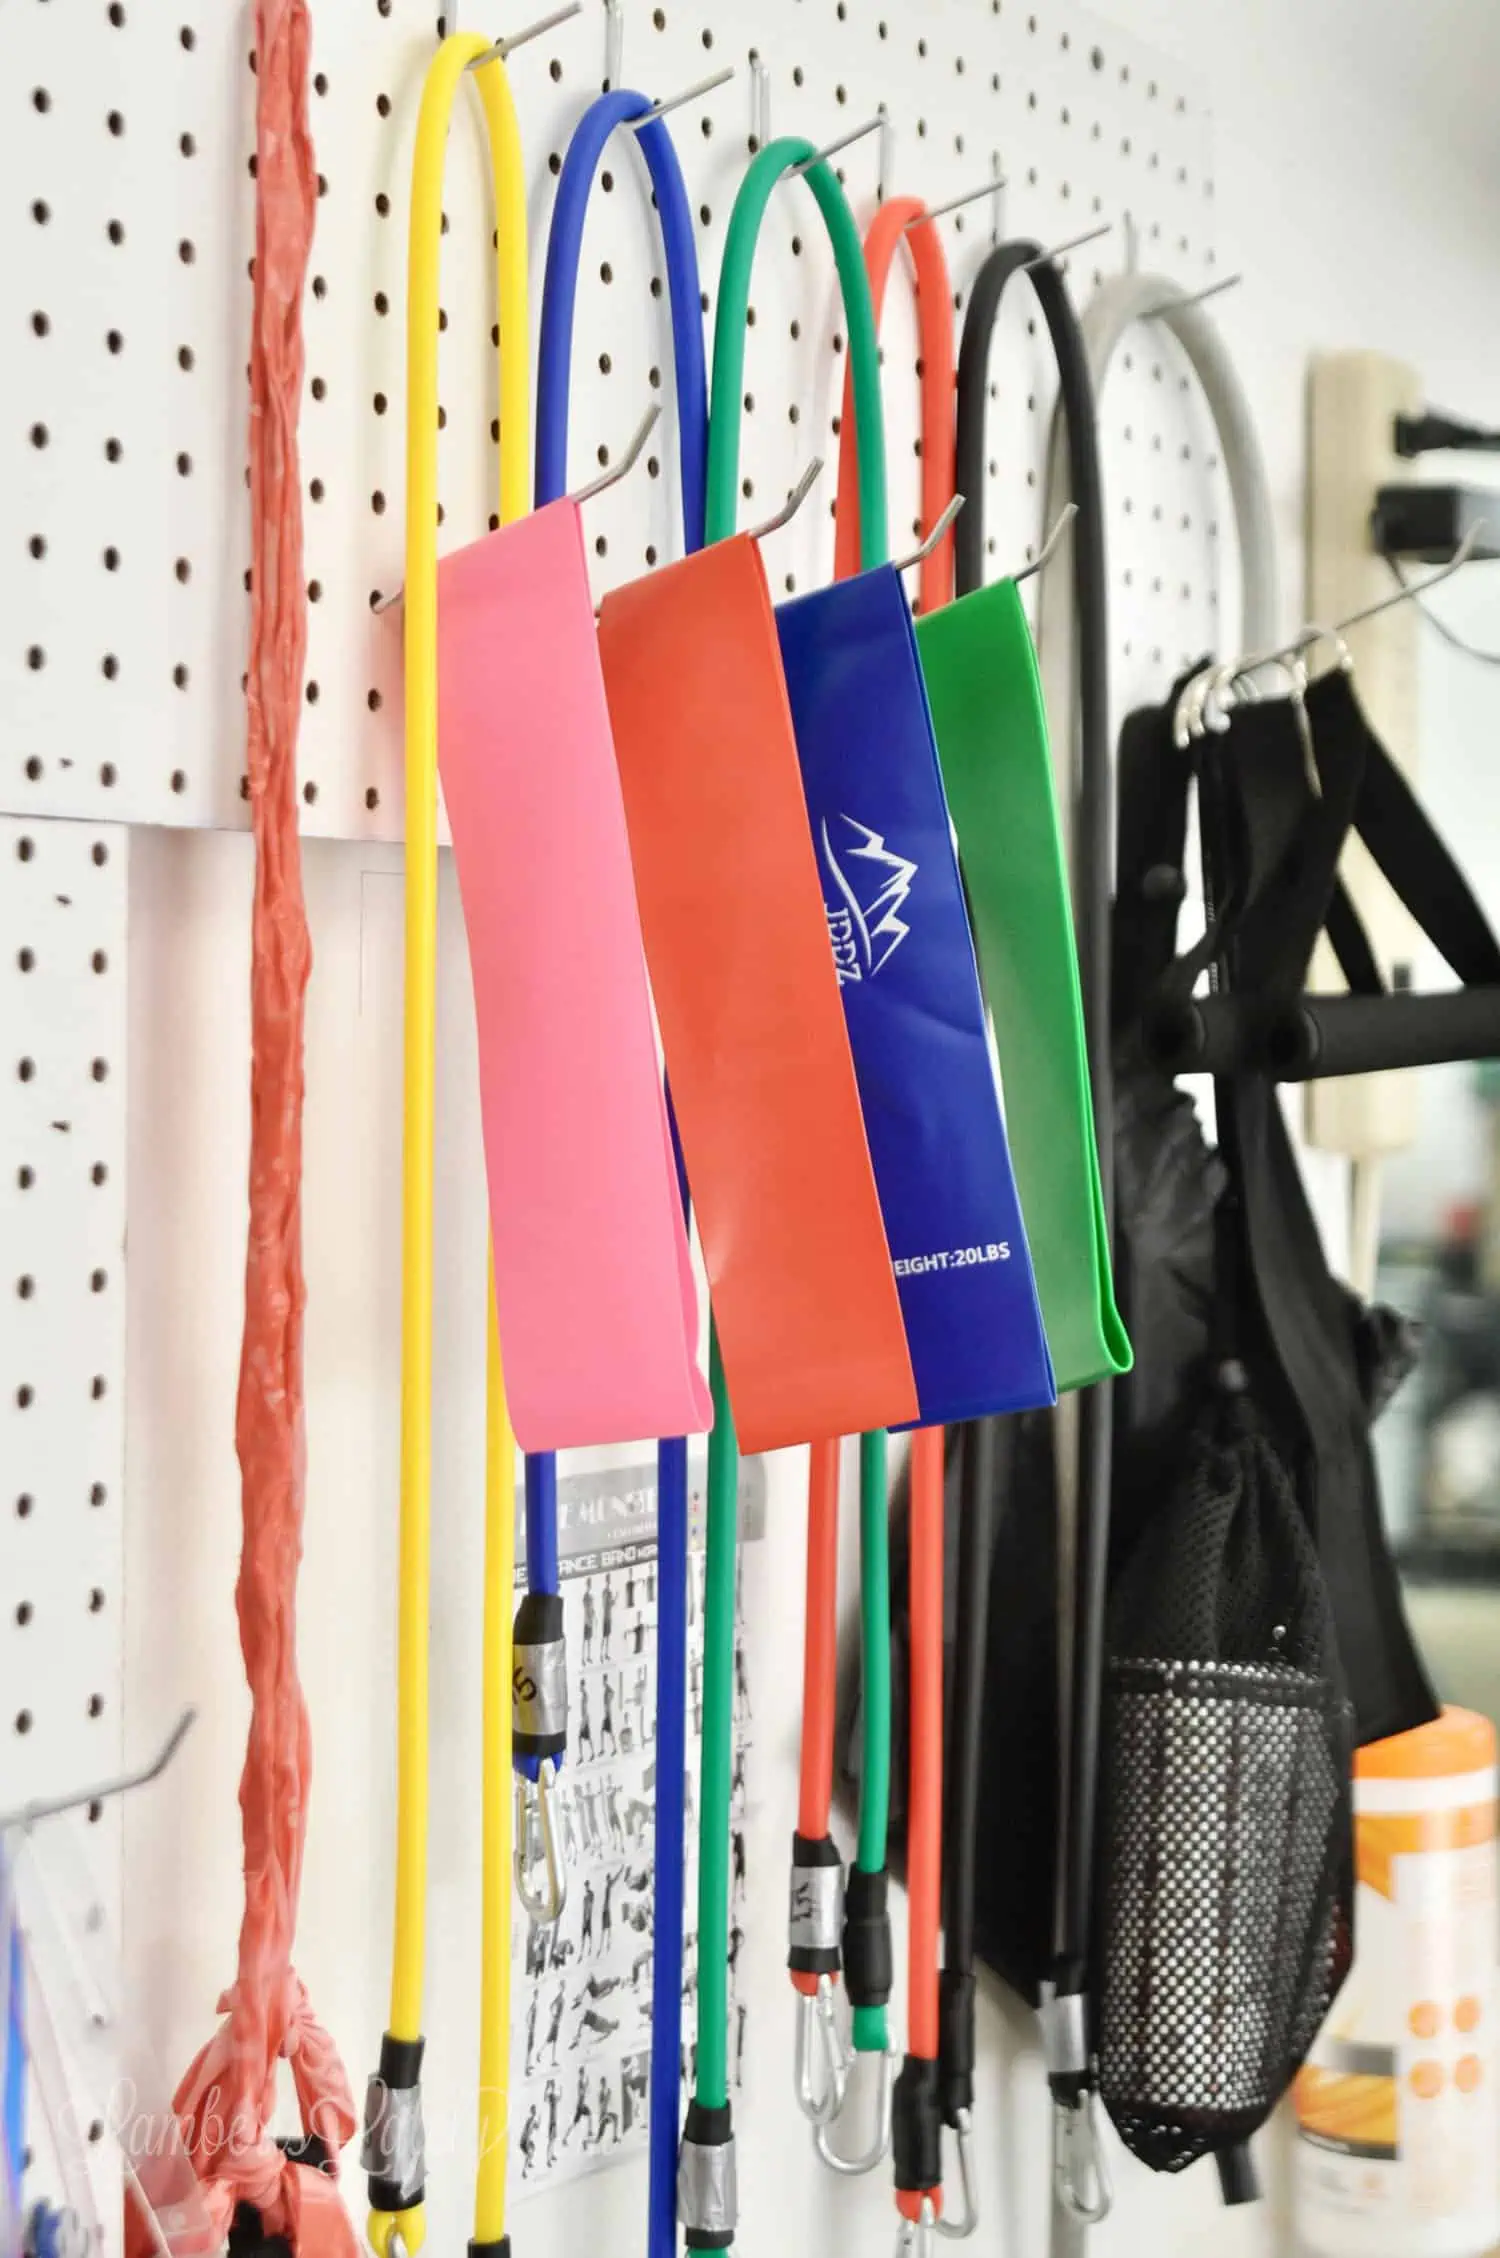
[833,196,957,615]
[793,1438,843,2000]
[831,199,958,2091]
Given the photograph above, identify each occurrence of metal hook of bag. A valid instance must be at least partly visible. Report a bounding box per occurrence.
[793,1976,850,2126]
[513,1759,565,1925]
[813,2044,896,2173]
[933,2108,977,2239]
[1053,2089,1113,2226]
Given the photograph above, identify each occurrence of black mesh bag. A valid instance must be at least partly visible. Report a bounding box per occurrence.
[1098,1370,1355,2174]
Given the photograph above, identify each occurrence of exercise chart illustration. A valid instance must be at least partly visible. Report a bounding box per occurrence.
[509,1453,763,2199]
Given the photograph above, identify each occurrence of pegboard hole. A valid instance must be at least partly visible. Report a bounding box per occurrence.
[107,109,125,137]
[28,536,46,560]
[31,311,50,340]
[101,655,119,682]
[17,950,34,975]
[303,781,318,806]
[87,1694,105,1719]
[15,1603,33,1628]
[26,647,45,673]
[15,1712,33,1737]
[16,1274,34,1297]
[15,1494,34,1520]
[29,424,49,451]
[365,787,381,811]
[100,763,117,788]
[88,1590,105,1615]
[170,771,187,796]
[17,1059,35,1084]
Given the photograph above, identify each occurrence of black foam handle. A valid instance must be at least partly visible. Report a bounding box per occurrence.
[1143,992,1263,1076]
[1269,988,1500,1080]
[892,2055,944,2196]
[842,1865,893,2008]
[938,1969,976,2124]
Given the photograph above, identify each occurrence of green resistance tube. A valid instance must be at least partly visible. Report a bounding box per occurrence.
[698,136,892,2104]
[915,578,1131,1389]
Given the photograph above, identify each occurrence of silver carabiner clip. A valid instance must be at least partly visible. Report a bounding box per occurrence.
[895,2195,938,2258]
[1054,2089,1113,2225]
[513,1758,566,1925]
[934,2107,977,2238]
[794,1975,850,2126]
[813,2043,895,2173]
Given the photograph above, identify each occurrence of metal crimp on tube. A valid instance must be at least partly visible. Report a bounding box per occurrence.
[788,1858,844,1958]
[360,2076,426,2203]
[513,1639,568,1746]
[678,2133,737,2241]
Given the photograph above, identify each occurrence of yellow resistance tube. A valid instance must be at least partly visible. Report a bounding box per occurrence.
[375,30,528,2258]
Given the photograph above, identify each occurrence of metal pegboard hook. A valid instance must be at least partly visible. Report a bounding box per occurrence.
[893,494,965,576]
[628,65,737,129]
[746,455,824,541]
[749,52,770,151]
[1139,271,1244,322]
[0,1708,196,1835]
[467,1,583,70]
[1013,501,1077,585]
[572,403,661,502]
[902,162,1008,237]
[788,110,889,179]
[603,0,623,88]
[1023,221,1113,272]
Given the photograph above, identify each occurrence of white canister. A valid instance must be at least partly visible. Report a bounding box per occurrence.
[1295,1707,1499,2257]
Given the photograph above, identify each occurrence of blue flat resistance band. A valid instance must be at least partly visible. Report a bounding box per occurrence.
[776,566,1056,1424]
[533,89,707,2258]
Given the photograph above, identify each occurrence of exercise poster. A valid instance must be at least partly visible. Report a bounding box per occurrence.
[510,1454,765,2196]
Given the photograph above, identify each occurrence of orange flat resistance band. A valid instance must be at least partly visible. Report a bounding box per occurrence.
[598,535,918,1457]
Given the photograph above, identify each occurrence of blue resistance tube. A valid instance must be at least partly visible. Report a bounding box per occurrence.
[534,88,707,2258]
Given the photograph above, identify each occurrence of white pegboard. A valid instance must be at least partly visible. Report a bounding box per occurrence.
[0,815,128,1819]
[3,0,1223,841]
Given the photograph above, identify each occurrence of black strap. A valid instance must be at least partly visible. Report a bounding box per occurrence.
[1194,695,1439,1743]
[951,241,1112,2096]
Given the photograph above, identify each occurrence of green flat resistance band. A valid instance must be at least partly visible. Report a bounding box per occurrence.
[916,579,1131,1391]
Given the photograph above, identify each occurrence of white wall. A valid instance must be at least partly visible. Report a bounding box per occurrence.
[121,7,1500,2258]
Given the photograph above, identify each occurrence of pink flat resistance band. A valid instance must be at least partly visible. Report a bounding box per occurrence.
[437,497,711,1453]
